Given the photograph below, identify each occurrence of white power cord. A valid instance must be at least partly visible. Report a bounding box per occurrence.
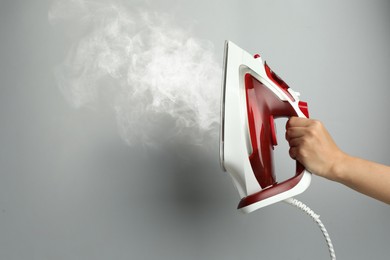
[284,198,336,260]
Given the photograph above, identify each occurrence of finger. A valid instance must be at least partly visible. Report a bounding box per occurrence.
[285,127,307,141]
[289,147,297,159]
[287,137,303,148]
[286,116,311,129]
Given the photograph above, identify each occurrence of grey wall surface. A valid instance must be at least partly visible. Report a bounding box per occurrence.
[1,0,390,259]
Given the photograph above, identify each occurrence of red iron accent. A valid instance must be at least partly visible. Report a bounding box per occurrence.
[298,101,309,118]
[244,74,305,191]
[269,116,278,147]
[238,169,305,209]
[254,54,261,59]
[264,62,295,102]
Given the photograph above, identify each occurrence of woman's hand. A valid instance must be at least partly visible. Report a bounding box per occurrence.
[285,117,346,181]
[285,117,390,204]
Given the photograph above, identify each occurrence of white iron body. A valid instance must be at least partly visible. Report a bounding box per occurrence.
[220,41,311,213]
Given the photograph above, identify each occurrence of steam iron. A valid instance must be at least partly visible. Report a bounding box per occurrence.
[220,41,311,213]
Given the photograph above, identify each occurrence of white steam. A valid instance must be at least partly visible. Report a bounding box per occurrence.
[49,0,221,146]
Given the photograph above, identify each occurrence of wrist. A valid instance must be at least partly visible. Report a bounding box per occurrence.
[327,151,351,183]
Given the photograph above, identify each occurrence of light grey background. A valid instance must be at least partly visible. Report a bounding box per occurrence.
[1,0,390,259]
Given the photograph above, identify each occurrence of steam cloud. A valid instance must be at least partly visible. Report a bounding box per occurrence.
[49,0,221,146]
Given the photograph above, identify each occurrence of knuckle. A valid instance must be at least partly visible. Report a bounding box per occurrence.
[289,148,296,158]
[290,138,299,147]
[307,128,316,137]
[286,129,292,138]
[286,119,292,129]
[297,147,308,159]
[311,119,322,129]
[300,136,309,145]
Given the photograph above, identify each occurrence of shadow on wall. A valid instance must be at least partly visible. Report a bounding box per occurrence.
[87,122,228,220]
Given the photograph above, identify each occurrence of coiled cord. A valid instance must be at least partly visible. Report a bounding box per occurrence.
[284,198,336,260]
